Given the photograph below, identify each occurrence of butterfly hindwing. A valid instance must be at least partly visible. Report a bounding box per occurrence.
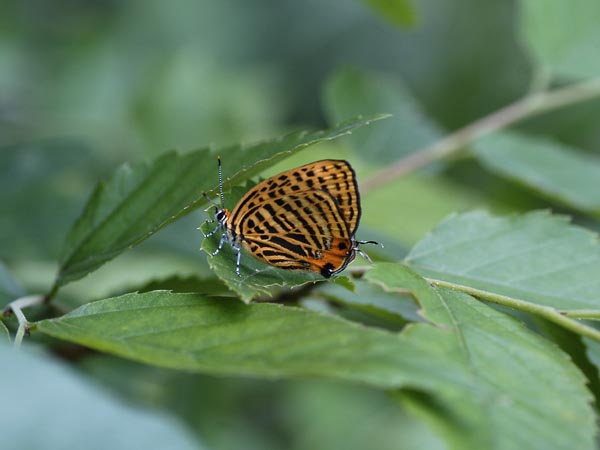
[229,160,361,236]
[204,158,377,278]
[234,189,354,276]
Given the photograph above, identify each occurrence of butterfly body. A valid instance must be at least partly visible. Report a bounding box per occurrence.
[204,159,379,277]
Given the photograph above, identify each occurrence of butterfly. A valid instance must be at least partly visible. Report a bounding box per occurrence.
[202,157,380,278]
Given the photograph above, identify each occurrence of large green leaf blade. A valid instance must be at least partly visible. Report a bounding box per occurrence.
[518,0,600,79]
[35,283,594,450]
[57,150,207,286]
[0,343,201,450]
[365,263,595,450]
[55,115,386,288]
[475,131,600,214]
[35,291,444,385]
[406,210,600,310]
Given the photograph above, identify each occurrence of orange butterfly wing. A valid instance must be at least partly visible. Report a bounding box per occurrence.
[229,160,361,235]
[226,160,360,277]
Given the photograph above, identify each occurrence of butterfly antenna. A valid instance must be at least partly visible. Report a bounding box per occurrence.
[355,240,383,263]
[217,156,225,208]
[357,240,384,248]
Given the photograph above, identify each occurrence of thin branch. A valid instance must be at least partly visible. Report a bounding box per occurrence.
[363,77,600,192]
[428,278,600,343]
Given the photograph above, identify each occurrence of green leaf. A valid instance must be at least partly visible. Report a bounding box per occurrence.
[362,0,417,27]
[0,261,25,307]
[323,68,442,163]
[35,279,595,450]
[55,115,386,289]
[518,0,600,79]
[365,263,595,450]
[406,210,600,310]
[56,150,210,287]
[475,131,600,214]
[0,342,200,450]
[34,291,449,383]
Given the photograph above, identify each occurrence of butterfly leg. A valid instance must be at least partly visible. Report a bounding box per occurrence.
[355,240,384,262]
[355,248,373,263]
[202,222,220,238]
[233,242,242,277]
[212,233,227,256]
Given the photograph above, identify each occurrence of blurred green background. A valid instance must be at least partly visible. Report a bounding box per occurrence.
[2,1,598,449]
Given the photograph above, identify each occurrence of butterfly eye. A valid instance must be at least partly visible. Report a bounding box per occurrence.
[215,210,226,222]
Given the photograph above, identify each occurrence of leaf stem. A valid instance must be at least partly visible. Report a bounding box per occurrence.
[428,278,600,343]
[362,77,600,192]
[560,310,600,320]
[2,295,44,348]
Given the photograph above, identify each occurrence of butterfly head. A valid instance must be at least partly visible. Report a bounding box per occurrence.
[214,207,230,226]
